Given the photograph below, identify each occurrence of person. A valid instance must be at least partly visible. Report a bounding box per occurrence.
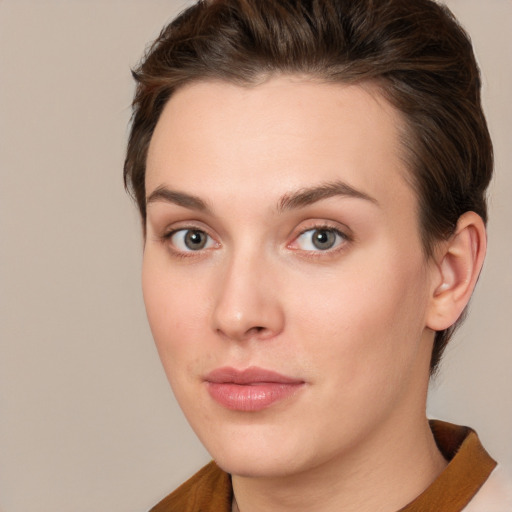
[123,0,511,510]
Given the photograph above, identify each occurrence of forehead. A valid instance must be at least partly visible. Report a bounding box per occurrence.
[146,76,414,215]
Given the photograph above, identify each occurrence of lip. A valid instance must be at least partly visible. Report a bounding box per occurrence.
[204,366,305,412]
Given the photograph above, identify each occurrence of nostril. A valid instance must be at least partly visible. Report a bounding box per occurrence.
[243,326,267,339]
[215,325,266,340]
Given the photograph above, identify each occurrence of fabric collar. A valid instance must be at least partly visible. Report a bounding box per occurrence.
[150,420,496,512]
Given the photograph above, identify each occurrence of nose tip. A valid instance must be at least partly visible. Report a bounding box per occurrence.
[211,262,284,343]
[213,302,284,342]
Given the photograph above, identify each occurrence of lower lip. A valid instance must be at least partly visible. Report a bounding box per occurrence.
[206,382,303,411]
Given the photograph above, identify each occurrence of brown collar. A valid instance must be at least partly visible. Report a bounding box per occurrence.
[397,420,496,511]
[150,420,496,512]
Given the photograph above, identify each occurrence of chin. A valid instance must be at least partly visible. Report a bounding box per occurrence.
[197,424,319,479]
[214,452,303,479]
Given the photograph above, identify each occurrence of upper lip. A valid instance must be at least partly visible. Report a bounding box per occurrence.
[205,366,304,385]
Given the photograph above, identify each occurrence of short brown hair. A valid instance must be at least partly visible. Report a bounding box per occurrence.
[124,0,493,373]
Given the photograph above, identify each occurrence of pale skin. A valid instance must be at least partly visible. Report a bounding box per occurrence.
[142,76,486,512]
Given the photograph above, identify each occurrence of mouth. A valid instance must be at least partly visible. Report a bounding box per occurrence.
[204,366,305,412]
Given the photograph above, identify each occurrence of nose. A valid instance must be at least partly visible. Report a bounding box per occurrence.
[211,252,285,342]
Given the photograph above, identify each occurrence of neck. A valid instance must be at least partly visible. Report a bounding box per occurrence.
[232,414,447,512]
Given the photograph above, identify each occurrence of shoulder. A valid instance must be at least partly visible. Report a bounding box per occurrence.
[149,461,233,512]
[463,465,512,512]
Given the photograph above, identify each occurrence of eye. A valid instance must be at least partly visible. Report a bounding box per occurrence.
[168,229,216,252]
[294,227,346,251]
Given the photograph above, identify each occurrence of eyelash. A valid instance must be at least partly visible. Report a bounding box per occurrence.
[158,223,352,258]
[158,225,218,258]
[288,224,351,257]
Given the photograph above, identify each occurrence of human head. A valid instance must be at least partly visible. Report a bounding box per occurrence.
[124,0,493,372]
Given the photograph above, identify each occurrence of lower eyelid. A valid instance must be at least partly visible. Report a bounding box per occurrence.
[158,223,349,254]
[291,226,350,252]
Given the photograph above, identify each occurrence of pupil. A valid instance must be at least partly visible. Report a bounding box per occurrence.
[313,230,335,250]
[185,230,206,250]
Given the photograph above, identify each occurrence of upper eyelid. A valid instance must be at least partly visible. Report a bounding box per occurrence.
[146,208,213,229]
[299,224,345,234]
[161,222,214,237]
[166,227,218,245]
[156,219,352,246]
[171,227,215,245]
[293,221,352,240]
[161,227,219,256]
[295,227,348,243]
[287,223,352,253]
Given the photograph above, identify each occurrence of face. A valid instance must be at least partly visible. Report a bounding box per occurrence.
[143,77,437,479]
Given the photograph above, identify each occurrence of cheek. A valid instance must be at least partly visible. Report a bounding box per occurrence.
[141,253,210,373]
[288,251,430,382]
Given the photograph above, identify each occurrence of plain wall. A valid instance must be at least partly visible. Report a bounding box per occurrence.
[0,1,510,511]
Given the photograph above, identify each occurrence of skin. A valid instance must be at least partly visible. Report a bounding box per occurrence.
[142,77,483,511]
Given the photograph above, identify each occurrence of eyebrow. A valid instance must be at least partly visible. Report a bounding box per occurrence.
[277,180,378,212]
[146,185,211,213]
[146,179,378,215]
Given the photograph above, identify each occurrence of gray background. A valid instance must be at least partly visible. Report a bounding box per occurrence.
[0,1,510,511]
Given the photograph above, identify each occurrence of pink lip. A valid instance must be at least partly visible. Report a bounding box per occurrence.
[204,366,305,412]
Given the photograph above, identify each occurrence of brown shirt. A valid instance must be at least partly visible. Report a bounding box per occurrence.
[150,420,496,512]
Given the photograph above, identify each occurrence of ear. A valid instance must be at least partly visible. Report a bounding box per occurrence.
[426,212,487,332]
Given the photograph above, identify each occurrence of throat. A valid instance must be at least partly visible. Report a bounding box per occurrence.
[230,418,447,512]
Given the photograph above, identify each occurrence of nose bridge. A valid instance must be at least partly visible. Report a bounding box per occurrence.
[211,243,284,341]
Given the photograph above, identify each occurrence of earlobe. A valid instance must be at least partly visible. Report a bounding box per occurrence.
[426,212,487,332]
